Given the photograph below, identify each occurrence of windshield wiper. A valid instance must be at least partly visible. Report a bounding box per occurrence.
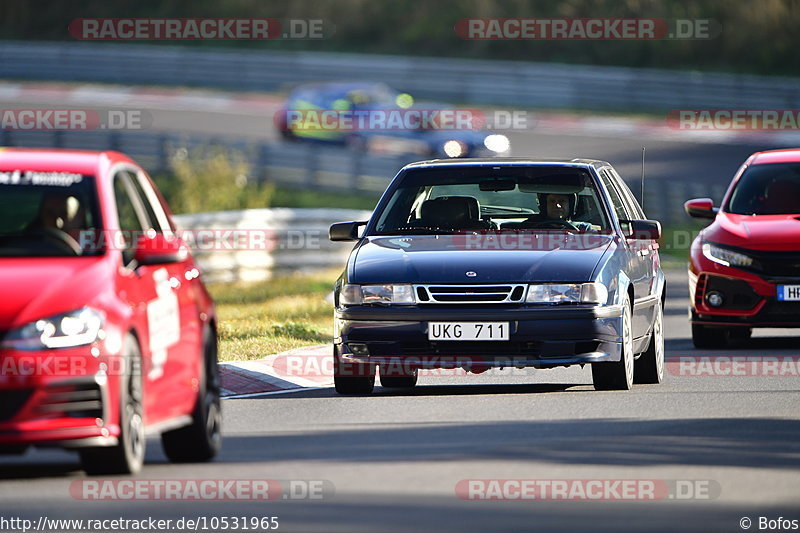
[379,226,459,235]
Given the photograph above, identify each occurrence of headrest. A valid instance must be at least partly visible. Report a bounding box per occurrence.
[420,195,481,224]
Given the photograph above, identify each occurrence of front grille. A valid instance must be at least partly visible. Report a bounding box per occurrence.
[0,390,33,422]
[743,250,800,278]
[415,284,527,304]
[34,381,103,419]
[760,301,800,322]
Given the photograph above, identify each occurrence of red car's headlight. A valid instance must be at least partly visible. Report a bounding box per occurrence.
[1,307,104,351]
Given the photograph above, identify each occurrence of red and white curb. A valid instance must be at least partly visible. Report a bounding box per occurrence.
[220,344,333,399]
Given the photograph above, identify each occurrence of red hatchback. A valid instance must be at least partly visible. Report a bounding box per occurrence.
[0,148,220,474]
[685,148,800,348]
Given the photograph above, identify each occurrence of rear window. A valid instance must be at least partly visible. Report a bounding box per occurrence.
[0,170,102,257]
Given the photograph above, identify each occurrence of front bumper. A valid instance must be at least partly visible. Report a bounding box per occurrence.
[689,266,800,327]
[0,347,119,447]
[335,304,624,369]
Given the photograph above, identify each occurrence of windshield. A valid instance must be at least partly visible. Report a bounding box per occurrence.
[726,163,800,215]
[371,166,611,235]
[0,171,102,257]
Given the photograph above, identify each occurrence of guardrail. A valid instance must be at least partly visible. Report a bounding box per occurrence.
[2,40,799,112]
[173,208,371,283]
[0,128,722,227]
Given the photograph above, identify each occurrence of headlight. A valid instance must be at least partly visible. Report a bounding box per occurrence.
[340,284,416,305]
[702,242,754,268]
[483,134,510,153]
[526,283,608,305]
[443,140,467,158]
[1,307,104,350]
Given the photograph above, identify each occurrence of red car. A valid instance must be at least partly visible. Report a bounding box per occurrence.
[685,148,800,348]
[0,148,220,474]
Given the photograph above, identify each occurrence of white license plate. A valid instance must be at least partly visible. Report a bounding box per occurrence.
[777,285,800,301]
[428,322,509,341]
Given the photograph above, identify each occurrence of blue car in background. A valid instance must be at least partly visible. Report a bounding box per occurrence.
[275,82,511,158]
[329,158,665,393]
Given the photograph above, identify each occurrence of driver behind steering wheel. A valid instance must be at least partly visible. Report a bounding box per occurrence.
[25,192,85,253]
[512,192,591,232]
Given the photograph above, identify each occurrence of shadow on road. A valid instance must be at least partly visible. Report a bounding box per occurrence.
[207,416,800,469]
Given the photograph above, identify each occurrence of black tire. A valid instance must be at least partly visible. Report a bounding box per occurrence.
[692,324,729,349]
[80,334,145,475]
[162,328,222,463]
[333,345,375,395]
[634,300,665,384]
[379,367,418,389]
[729,327,752,341]
[593,294,634,391]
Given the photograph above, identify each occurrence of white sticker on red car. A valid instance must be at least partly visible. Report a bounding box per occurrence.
[146,268,180,379]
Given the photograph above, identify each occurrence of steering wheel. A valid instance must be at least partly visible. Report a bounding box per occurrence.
[33,228,83,256]
[528,219,580,232]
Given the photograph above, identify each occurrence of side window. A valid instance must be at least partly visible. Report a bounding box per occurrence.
[609,167,645,219]
[130,171,172,233]
[599,170,633,229]
[112,172,150,267]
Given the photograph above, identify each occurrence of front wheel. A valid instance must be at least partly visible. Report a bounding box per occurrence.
[162,327,222,462]
[80,334,145,475]
[634,300,665,384]
[593,294,634,391]
[333,345,375,395]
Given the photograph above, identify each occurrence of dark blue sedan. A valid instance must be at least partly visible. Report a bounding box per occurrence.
[275,82,510,158]
[329,158,665,393]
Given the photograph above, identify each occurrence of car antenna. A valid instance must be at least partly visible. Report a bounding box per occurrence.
[640,146,646,210]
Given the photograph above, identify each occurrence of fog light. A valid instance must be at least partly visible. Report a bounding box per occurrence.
[706,291,724,307]
[348,343,370,356]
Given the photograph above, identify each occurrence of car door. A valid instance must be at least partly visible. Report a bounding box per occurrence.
[111,169,193,424]
[598,168,651,340]
[130,169,203,414]
[609,167,661,312]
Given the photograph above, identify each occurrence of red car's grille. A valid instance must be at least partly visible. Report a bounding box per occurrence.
[741,251,800,278]
[0,390,34,422]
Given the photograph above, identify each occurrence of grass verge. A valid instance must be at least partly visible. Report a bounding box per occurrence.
[208,269,339,362]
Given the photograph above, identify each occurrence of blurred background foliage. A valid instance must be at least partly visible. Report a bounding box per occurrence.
[154,147,274,213]
[1,0,797,75]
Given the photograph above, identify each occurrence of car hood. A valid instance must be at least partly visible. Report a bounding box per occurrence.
[707,213,800,251]
[0,256,111,330]
[351,234,614,284]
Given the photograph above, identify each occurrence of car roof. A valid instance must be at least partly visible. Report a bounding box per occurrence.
[401,157,612,170]
[749,148,800,165]
[291,81,387,94]
[0,148,133,175]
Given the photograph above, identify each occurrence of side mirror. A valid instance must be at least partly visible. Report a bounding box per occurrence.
[134,233,188,265]
[684,198,718,219]
[621,219,662,240]
[329,221,367,242]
